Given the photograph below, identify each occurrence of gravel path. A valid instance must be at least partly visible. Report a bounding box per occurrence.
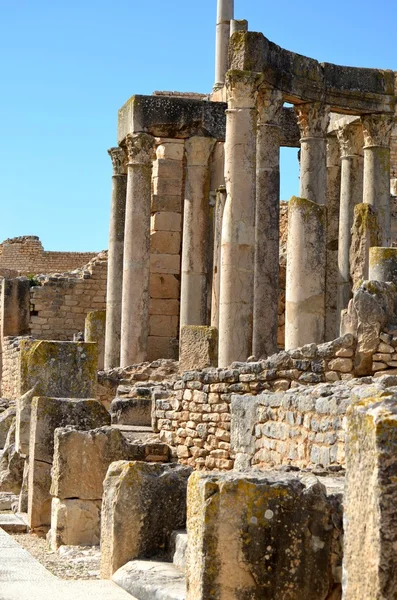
[10,533,101,580]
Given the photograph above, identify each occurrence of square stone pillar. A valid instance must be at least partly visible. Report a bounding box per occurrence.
[218,72,260,367]
[120,133,155,367]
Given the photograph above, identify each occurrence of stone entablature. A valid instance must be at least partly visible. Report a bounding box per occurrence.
[0,236,97,275]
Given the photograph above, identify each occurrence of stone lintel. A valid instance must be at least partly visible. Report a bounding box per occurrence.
[118,94,300,148]
[229,32,395,115]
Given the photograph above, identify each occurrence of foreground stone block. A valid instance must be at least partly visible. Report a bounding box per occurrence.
[85,310,106,370]
[343,394,397,598]
[20,340,98,398]
[50,497,101,549]
[179,326,218,372]
[186,470,340,600]
[0,420,24,494]
[28,397,110,530]
[110,397,151,426]
[0,407,16,448]
[101,461,191,578]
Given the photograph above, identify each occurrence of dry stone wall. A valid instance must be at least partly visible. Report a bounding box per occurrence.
[0,236,96,275]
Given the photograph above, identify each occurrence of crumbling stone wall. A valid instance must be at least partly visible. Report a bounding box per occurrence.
[1,336,32,399]
[29,254,107,341]
[0,236,97,275]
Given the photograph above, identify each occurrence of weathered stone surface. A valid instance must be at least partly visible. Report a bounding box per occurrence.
[349,203,380,288]
[101,461,191,578]
[85,310,106,370]
[15,386,37,455]
[110,397,151,426]
[341,280,396,375]
[0,406,16,448]
[20,340,98,398]
[343,393,397,598]
[186,470,341,600]
[179,326,218,372]
[50,497,102,550]
[0,419,24,494]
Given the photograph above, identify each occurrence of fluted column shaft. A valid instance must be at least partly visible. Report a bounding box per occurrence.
[180,136,216,328]
[104,147,127,369]
[336,122,364,330]
[253,86,283,358]
[361,114,394,246]
[218,73,259,367]
[120,133,155,367]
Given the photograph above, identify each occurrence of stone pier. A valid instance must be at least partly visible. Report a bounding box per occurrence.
[361,114,394,245]
[104,147,127,369]
[285,197,326,349]
[180,137,216,328]
[336,121,363,331]
[120,133,155,367]
[253,85,283,358]
[325,135,341,341]
[218,73,259,366]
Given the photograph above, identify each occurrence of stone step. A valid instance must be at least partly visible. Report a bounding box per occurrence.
[0,511,28,533]
[112,424,155,442]
[168,530,187,570]
[112,559,186,600]
[110,397,152,426]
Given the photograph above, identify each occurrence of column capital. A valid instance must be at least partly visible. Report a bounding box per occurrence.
[336,122,364,158]
[185,136,216,166]
[256,85,283,126]
[295,102,330,138]
[122,133,155,165]
[361,114,394,148]
[326,134,340,167]
[108,147,127,175]
[225,71,263,109]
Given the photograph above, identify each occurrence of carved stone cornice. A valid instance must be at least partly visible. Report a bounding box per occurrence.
[122,133,155,165]
[361,114,394,148]
[256,86,283,126]
[225,70,263,109]
[336,122,364,158]
[295,102,330,138]
[108,147,127,175]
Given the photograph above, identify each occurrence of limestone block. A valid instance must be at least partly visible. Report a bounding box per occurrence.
[186,470,339,600]
[148,336,178,361]
[15,386,37,455]
[101,461,191,578]
[149,299,179,316]
[369,246,397,284]
[0,406,16,448]
[149,314,178,337]
[150,254,180,275]
[350,203,380,287]
[179,326,218,372]
[50,497,102,549]
[150,273,180,299]
[151,194,182,213]
[0,420,24,495]
[84,310,106,370]
[153,177,182,197]
[110,398,151,426]
[344,394,397,598]
[150,231,181,255]
[20,340,98,398]
[152,159,183,180]
[1,277,30,337]
[151,212,182,232]
[28,459,52,529]
[51,427,131,500]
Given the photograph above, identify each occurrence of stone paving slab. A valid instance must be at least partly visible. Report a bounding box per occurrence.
[0,513,27,533]
[0,529,136,600]
[113,559,186,600]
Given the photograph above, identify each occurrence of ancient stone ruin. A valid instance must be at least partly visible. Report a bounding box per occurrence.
[3,1,397,598]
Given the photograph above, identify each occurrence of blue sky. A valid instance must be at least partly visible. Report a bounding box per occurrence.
[1,0,394,251]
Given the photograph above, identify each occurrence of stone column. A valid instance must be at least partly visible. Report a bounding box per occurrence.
[218,72,259,367]
[120,133,155,367]
[104,147,127,369]
[325,135,341,341]
[336,122,364,332]
[253,85,283,358]
[295,102,330,205]
[211,186,227,331]
[285,197,326,350]
[361,113,394,245]
[214,0,234,90]
[180,136,216,329]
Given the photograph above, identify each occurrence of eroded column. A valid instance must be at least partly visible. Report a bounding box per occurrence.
[336,122,363,331]
[295,102,330,205]
[361,114,394,245]
[325,135,341,341]
[104,147,127,369]
[180,136,216,328]
[218,73,259,366]
[253,85,283,358]
[120,133,155,367]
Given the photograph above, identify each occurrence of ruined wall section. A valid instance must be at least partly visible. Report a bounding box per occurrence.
[0,236,97,275]
[29,254,107,341]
